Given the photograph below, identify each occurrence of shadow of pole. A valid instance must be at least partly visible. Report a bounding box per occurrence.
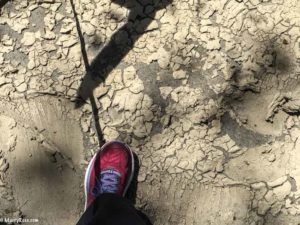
[70,0,105,147]
[90,95,105,147]
[69,0,90,71]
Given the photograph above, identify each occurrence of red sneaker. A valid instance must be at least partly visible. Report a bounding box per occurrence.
[84,141,134,209]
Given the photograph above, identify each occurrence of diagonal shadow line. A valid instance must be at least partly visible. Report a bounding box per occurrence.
[0,0,10,10]
[70,0,105,147]
[69,0,90,72]
[74,0,173,109]
[90,95,105,147]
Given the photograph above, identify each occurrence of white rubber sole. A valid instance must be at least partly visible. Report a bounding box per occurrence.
[84,141,135,209]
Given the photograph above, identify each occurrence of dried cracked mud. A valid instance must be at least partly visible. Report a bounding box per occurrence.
[1,0,300,224]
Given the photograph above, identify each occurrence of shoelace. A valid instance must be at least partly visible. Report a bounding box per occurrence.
[92,170,120,196]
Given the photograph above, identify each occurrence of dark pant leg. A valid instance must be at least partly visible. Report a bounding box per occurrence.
[77,193,149,225]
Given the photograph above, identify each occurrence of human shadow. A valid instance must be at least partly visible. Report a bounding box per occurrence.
[74,0,173,108]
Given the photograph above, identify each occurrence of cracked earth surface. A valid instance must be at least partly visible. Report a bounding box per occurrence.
[1,0,300,224]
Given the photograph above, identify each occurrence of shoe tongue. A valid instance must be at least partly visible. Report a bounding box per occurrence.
[101,169,121,177]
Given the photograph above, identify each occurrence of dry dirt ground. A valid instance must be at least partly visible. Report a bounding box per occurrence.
[1,0,300,224]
